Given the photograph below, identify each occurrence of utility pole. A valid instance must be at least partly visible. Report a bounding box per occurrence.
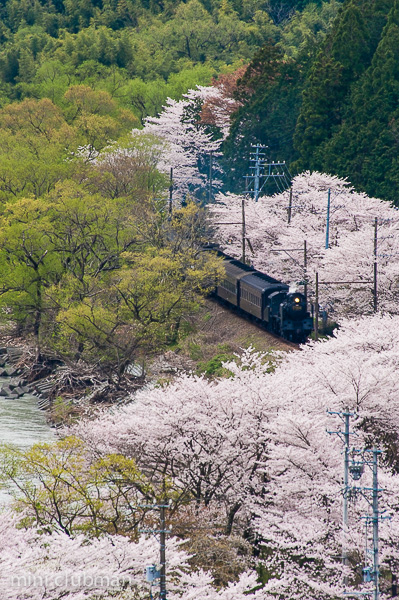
[208,151,213,203]
[303,240,307,302]
[372,449,380,600]
[243,144,266,202]
[325,188,331,249]
[143,501,170,600]
[244,144,289,200]
[328,413,384,599]
[374,217,378,312]
[315,272,319,341]
[327,409,356,584]
[168,168,173,216]
[343,411,350,576]
[253,144,262,202]
[160,503,167,600]
[242,195,246,263]
[288,187,293,224]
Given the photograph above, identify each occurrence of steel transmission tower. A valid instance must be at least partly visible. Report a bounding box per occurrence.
[244,144,290,201]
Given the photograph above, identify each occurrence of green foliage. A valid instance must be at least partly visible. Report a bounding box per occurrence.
[0,93,139,205]
[0,89,222,372]
[0,437,153,536]
[196,344,236,377]
[0,0,326,120]
[293,0,396,196]
[317,0,399,202]
[279,0,340,59]
[188,342,204,361]
[221,0,399,203]
[0,196,62,352]
[0,175,223,371]
[224,43,303,189]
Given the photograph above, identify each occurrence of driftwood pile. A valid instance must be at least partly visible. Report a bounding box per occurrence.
[0,345,148,419]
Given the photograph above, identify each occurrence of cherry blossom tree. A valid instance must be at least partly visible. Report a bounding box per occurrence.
[246,314,399,599]
[209,171,399,319]
[71,348,274,536]
[142,90,223,199]
[198,69,246,140]
[68,314,399,599]
[71,84,225,203]
[0,511,262,600]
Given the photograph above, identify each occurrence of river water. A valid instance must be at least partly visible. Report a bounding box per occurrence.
[0,378,55,503]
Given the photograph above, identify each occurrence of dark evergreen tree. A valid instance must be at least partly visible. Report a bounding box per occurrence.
[223,43,302,193]
[294,0,393,173]
[320,0,399,202]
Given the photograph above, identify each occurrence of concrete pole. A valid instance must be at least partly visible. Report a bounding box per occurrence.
[374,218,378,312]
[160,504,167,600]
[325,188,331,249]
[242,196,246,263]
[168,168,173,216]
[372,449,379,600]
[343,411,350,584]
[304,240,307,302]
[254,145,260,202]
[315,272,319,341]
[288,187,292,224]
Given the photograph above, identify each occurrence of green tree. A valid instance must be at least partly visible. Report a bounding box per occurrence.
[224,43,302,190]
[293,0,393,171]
[63,84,138,152]
[0,180,222,373]
[279,0,340,60]
[0,197,61,358]
[0,437,153,536]
[51,201,223,374]
[0,184,136,360]
[321,0,399,202]
[0,98,77,200]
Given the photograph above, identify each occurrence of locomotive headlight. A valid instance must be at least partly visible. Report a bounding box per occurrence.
[294,297,300,303]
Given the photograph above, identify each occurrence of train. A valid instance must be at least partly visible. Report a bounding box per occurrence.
[212,250,313,343]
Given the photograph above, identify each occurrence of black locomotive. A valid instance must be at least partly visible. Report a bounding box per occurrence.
[213,251,313,343]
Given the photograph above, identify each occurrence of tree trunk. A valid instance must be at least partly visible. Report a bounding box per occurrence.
[225,502,242,535]
[33,276,42,363]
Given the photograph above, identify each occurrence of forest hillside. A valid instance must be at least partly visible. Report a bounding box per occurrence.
[0,0,399,200]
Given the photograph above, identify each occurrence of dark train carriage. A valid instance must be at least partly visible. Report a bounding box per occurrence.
[216,259,254,306]
[209,246,312,343]
[240,273,288,320]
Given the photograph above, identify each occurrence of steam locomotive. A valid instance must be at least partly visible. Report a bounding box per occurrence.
[213,251,313,343]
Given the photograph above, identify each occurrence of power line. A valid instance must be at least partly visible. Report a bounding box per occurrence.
[328,411,387,600]
[243,144,291,201]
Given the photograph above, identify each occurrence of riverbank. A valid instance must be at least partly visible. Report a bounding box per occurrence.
[0,300,295,426]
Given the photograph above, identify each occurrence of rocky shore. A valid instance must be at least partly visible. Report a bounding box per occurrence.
[0,347,58,408]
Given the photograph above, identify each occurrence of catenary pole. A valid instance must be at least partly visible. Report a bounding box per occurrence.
[303,240,307,302]
[343,411,350,583]
[168,168,173,216]
[374,218,378,312]
[325,188,331,249]
[315,272,319,340]
[288,187,293,224]
[242,195,246,263]
[372,449,379,600]
[160,503,167,600]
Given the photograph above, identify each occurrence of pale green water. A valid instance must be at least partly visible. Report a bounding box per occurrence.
[0,379,55,503]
